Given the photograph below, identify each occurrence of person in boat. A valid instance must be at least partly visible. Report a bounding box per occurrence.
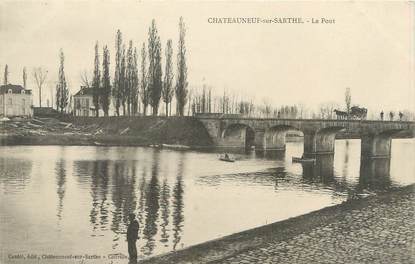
[127,213,139,262]
[224,153,229,159]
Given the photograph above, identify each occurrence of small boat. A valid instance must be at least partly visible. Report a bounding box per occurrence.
[94,141,105,146]
[292,156,316,164]
[219,153,235,162]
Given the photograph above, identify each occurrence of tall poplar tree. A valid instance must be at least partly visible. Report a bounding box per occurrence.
[92,41,101,117]
[113,30,122,116]
[131,47,139,115]
[162,39,174,116]
[22,67,27,88]
[57,49,68,113]
[345,87,351,118]
[175,17,188,116]
[140,42,149,116]
[120,45,127,115]
[100,45,111,116]
[126,40,134,116]
[3,65,8,85]
[148,19,163,116]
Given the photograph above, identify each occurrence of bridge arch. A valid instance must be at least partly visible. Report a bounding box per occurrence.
[263,125,302,150]
[221,123,255,149]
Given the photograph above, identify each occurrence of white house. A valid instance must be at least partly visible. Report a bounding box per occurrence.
[0,84,33,117]
[73,86,115,116]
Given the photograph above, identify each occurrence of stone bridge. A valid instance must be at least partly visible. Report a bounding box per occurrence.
[196,117,415,159]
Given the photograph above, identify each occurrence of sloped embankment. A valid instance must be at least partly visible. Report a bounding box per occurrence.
[66,116,213,146]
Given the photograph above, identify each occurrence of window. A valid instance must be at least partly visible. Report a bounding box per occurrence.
[21,90,25,94]
[85,99,89,108]
[22,99,25,106]
[8,98,12,105]
[7,89,12,94]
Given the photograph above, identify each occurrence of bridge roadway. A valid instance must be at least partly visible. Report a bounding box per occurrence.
[196,116,415,159]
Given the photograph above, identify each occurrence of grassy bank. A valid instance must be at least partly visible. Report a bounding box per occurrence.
[139,184,415,264]
[0,116,213,147]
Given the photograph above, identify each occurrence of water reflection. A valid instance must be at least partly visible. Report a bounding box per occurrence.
[1,140,413,260]
[141,150,161,255]
[159,178,170,245]
[358,158,391,191]
[0,157,32,193]
[70,149,187,256]
[255,150,286,161]
[55,158,66,221]
[172,153,185,251]
[342,140,350,178]
[301,155,335,184]
[89,160,110,231]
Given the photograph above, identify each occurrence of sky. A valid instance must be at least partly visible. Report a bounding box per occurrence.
[0,1,414,113]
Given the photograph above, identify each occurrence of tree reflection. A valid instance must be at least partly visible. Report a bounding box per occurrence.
[71,148,188,255]
[159,178,170,245]
[141,150,161,256]
[110,161,127,241]
[342,140,350,178]
[89,160,110,231]
[55,158,66,221]
[172,153,185,251]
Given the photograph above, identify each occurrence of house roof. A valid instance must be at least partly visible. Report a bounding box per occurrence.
[74,86,93,96]
[0,84,32,95]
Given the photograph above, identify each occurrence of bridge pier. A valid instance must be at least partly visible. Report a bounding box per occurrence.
[303,129,340,158]
[254,129,266,150]
[360,133,392,159]
[264,129,287,150]
[255,129,287,150]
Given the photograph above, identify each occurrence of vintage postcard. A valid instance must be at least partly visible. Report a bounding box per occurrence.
[1,1,414,264]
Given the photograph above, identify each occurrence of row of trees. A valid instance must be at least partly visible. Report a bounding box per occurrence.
[85,17,188,117]
[189,86,305,118]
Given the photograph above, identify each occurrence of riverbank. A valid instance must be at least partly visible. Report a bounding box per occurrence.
[140,184,415,264]
[0,116,213,147]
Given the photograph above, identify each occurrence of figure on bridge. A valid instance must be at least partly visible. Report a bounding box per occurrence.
[399,112,404,121]
[389,111,394,121]
[380,111,384,121]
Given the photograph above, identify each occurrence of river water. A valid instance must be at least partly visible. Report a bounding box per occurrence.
[1,139,414,263]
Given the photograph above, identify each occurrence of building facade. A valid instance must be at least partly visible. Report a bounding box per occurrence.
[73,86,115,116]
[0,84,33,117]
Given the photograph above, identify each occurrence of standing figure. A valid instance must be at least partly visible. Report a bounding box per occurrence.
[127,213,139,262]
[389,111,394,121]
[399,112,403,121]
[380,111,384,121]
